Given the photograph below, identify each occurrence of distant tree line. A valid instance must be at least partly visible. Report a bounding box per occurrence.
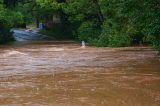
[0,0,160,53]
[36,0,160,51]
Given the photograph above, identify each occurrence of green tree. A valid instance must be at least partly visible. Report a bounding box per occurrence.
[0,1,23,44]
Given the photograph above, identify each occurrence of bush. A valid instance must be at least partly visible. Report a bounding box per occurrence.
[39,23,73,40]
[0,28,15,44]
[0,4,23,44]
[88,22,131,47]
[90,30,109,47]
[108,33,131,47]
[0,20,15,44]
[77,21,101,42]
[152,40,160,55]
[94,33,131,47]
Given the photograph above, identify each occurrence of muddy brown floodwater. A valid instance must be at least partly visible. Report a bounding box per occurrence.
[0,41,160,106]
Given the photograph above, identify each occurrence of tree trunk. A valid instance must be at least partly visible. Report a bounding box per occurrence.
[93,0,104,24]
[36,17,39,28]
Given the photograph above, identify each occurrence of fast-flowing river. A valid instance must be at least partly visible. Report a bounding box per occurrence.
[0,29,160,106]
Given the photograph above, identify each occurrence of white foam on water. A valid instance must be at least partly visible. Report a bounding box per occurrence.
[42,48,64,52]
[2,50,28,57]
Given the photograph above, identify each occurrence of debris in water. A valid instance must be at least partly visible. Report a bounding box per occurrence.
[81,41,86,48]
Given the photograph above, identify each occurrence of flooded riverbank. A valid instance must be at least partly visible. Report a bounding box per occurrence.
[0,42,160,106]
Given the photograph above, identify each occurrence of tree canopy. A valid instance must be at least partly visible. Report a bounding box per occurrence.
[0,0,160,52]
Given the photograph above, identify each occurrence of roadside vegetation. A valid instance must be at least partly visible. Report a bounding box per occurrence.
[0,1,23,44]
[0,0,159,53]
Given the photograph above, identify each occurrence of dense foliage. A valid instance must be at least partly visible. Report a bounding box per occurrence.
[36,0,160,48]
[0,0,24,44]
[0,0,160,53]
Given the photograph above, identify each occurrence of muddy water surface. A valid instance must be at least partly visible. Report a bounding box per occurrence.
[0,42,160,106]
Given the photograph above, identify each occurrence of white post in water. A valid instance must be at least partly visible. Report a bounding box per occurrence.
[81,41,86,48]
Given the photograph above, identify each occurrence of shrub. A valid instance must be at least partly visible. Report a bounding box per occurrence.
[152,40,160,55]
[89,22,131,47]
[0,28,15,44]
[0,4,23,44]
[92,29,109,47]
[39,23,73,40]
[77,21,101,42]
[108,33,131,47]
